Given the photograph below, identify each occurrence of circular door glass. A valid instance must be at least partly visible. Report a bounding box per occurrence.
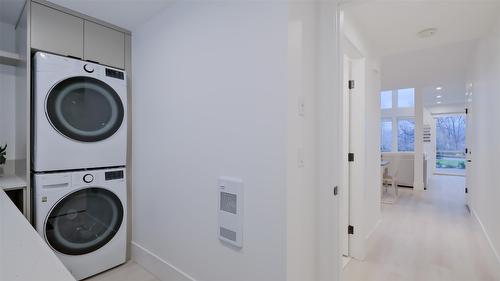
[46,77,124,142]
[45,188,124,255]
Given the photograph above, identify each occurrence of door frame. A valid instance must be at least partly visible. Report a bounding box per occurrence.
[340,55,351,260]
[339,26,367,262]
[316,1,342,281]
[433,113,467,177]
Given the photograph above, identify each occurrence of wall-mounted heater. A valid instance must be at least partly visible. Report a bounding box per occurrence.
[218,177,243,248]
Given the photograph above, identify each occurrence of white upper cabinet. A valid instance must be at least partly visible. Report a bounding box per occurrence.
[30,2,126,69]
[84,21,125,69]
[31,2,84,58]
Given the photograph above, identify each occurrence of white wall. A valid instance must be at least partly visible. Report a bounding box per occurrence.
[316,2,341,280]
[423,108,436,178]
[413,88,424,190]
[341,13,381,260]
[363,59,382,239]
[0,22,15,53]
[425,102,465,115]
[468,16,500,269]
[0,22,17,160]
[131,2,309,281]
[131,2,342,280]
[380,40,475,107]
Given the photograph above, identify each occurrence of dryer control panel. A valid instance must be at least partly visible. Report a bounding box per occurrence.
[106,68,124,80]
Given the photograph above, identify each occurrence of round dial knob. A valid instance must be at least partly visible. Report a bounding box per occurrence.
[83,174,94,183]
[83,64,94,73]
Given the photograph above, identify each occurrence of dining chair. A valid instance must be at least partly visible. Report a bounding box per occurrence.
[382,156,400,204]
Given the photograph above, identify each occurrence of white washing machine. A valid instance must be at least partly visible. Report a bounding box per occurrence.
[33,167,127,280]
[32,52,127,172]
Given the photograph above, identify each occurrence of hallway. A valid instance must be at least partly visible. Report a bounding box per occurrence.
[343,175,500,281]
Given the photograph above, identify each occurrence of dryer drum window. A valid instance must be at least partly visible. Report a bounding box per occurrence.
[45,188,124,255]
[46,76,124,142]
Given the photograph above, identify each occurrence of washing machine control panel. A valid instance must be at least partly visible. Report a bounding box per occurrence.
[83,174,94,183]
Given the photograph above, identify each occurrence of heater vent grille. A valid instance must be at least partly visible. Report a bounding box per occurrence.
[220,227,237,242]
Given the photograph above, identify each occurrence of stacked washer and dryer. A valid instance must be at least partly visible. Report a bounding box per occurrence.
[31,52,128,280]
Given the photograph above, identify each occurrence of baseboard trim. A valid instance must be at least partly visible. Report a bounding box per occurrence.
[131,241,196,281]
[365,219,381,241]
[470,208,500,269]
[365,219,381,252]
[433,172,466,177]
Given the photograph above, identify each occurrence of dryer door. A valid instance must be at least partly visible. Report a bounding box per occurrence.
[45,188,124,255]
[46,76,124,142]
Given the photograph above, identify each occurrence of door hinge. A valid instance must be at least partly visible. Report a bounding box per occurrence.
[465,148,468,154]
[465,187,468,194]
[348,153,355,162]
[348,80,355,90]
[348,225,354,235]
[333,186,338,196]
[465,108,468,114]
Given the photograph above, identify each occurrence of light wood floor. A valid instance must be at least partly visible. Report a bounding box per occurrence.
[86,261,159,281]
[343,175,500,281]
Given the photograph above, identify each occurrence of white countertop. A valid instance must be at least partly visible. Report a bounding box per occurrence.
[0,174,27,190]
[0,189,75,281]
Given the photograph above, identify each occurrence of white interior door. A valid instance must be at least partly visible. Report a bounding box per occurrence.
[340,55,351,258]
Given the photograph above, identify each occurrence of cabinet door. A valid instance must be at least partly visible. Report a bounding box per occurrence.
[84,21,125,69]
[31,2,84,58]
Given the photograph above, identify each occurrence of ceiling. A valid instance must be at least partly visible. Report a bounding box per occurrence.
[0,0,173,30]
[381,40,477,107]
[47,0,173,31]
[0,0,25,25]
[344,1,500,108]
[344,1,500,57]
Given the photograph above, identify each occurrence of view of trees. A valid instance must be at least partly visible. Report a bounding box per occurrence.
[381,120,392,152]
[436,115,466,169]
[398,119,415,152]
[436,116,466,151]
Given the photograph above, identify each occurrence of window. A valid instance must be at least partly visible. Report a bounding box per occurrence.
[380,88,416,152]
[397,88,415,108]
[380,119,392,152]
[398,118,415,152]
[380,91,392,109]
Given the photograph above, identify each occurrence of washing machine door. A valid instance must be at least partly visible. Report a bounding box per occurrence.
[45,188,124,255]
[46,76,124,142]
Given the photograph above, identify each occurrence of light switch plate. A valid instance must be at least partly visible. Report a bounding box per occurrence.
[298,148,305,168]
[298,96,305,116]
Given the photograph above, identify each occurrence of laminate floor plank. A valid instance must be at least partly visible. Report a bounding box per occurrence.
[343,175,500,281]
[86,261,160,281]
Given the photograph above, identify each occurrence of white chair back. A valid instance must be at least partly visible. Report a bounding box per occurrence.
[390,156,401,178]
